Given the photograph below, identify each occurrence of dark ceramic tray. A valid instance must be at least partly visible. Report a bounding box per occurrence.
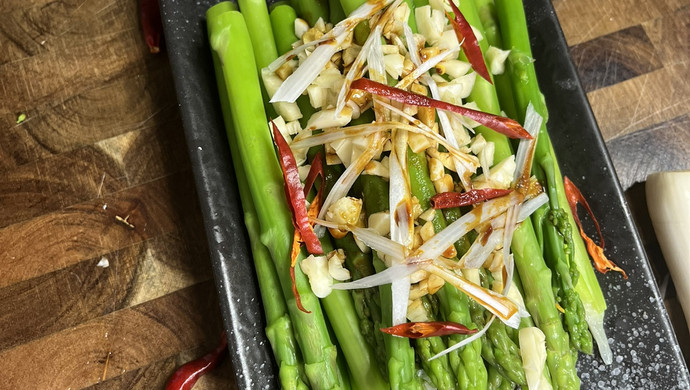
[160,0,690,388]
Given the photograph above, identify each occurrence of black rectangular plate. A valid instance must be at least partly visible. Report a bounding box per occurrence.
[160,0,690,388]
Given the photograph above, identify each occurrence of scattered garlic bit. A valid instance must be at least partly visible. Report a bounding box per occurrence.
[294,18,309,39]
[276,60,297,80]
[407,298,430,322]
[419,208,436,222]
[473,155,516,189]
[419,220,436,242]
[478,142,495,178]
[368,211,391,236]
[433,173,454,194]
[410,269,430,284]
[363,156,390,178]
[486,46,511,75]
[306,106,352,130]
[427,274,445,295]
[415,5,446,46]
[342,45,362,67]
[470,134,487,154]
[300,255,332,298]
[426,148,457,172]
[286,120,302,135]
[428,157,445,181]
[408,132,433,153]
[428,0,450,12]
[438,72,477,104]
[327,249,351,281]
[409,281,429,300]
[441,59,472,79]
[411,196,423,220]
[384,53,406,79]
[326,196,363,233]
[262,70,303,121]
[417,106,436,129]
[436,30,459,52]
[325,143,342,165]
[290,129,311,166]
[413,230,423,248]
[298,164,311,182]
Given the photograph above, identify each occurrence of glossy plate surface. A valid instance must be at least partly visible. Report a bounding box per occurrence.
[160,0,690,388]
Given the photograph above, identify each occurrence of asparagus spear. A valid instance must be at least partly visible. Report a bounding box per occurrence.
[209,11,346,389]
[494,0,606,360]
[270,4,300,55]
[360,174,422,390]
[414,297,455,390]
[487,365,517,390]
[454,0,581,387]
[207,4,308,389]
[407,150,488,390]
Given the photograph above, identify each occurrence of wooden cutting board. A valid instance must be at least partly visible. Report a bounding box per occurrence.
[0,0,687,388]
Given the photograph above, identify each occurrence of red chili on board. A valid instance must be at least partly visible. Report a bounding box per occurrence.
[446,0,492,84]
[563,176,627,279]
[350,78,531,139]
[381,321,478,338]
[430,188,513,209]
[165,333,228,390]
[140,0,163,54]
[272,121,323,255]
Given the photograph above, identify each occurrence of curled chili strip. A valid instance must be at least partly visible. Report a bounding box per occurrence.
[350,78,530,139]
[140,0,163,54]
[165,332,228,390]
[430,188,513,209]
[303,151,324,198]
[446,0,492,84]
[381,321,478,339]
[272,121,323,255]
[563,176,627,279]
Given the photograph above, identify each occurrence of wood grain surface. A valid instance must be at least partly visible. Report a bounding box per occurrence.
[0,0,687,388]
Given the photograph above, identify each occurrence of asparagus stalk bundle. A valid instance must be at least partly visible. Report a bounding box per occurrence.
[206,0,623,388]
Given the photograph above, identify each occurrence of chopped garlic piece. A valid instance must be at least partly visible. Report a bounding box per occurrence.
[326,197,363,225]
[473,155,516,189]
[427,274,445,294]
[327,249,351,281]
[408,132,433,153]
[415,6,445,45]
[294,18,309,39]
[433,174,454,194]
[368,211,391,236]
[439,59,472,79]
[470,134,488,154]
[298,164,311,182]
[486,46,511,75]
[419,220,436,242]
[478,142,495,178]
[306,106,352,130]
[428,157,445,181]
[363,156,390,178]
[438,72,477,104]
[407,299,430,322]
[419,208,436,222]
[410,269,430,284]
[300,255,332,298]
[436,30,459,52]
[384,53,406,79]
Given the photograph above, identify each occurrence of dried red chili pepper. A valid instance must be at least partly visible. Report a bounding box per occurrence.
[563,176,627,279]
[446,0,492,84]
[430,188,513,209]
[272,121,323,255]
[350,79,530,139]
[381,321,478,338]
[165,332,228,390]
[303,151,324,197]
[140,0,163,54]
